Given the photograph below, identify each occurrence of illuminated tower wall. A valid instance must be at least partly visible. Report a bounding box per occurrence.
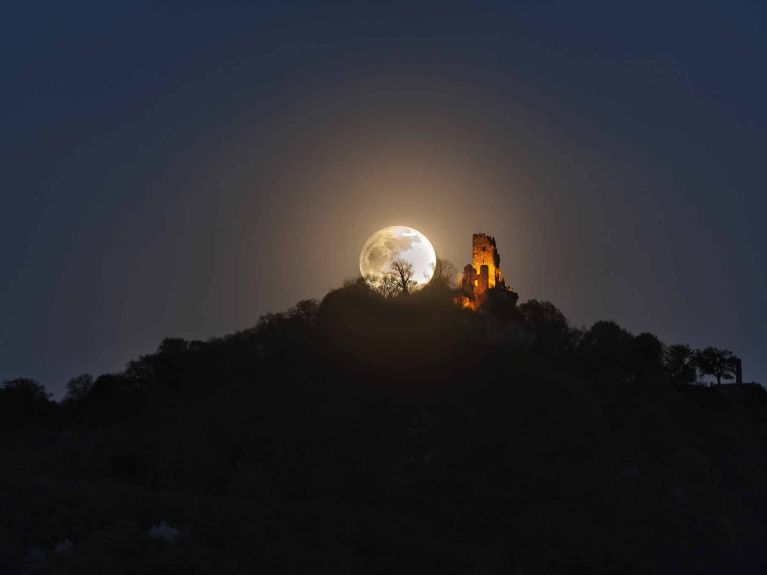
[459,233,516,310]
[470,234,505,290]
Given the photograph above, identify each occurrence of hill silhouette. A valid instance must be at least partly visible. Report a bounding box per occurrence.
[1,280,766,574]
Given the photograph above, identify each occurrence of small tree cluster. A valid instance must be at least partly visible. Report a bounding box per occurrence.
[0,378,55,428]
[663,344,739,386]
[367,258,458,298]
[367,259,418,297]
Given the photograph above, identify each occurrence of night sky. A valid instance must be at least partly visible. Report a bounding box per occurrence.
[2,1,766,395]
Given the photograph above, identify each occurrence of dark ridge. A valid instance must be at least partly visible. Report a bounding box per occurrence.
[0,281,764,574]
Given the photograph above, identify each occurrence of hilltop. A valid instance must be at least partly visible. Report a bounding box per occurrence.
[1,280,767,574]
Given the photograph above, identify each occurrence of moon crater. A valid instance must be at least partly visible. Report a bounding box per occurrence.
[359,226,437,286]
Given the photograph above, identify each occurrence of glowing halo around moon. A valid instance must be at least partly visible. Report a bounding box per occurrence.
[359,226,437,287]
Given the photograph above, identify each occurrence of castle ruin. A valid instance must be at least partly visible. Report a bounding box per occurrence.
[460,233,518,311]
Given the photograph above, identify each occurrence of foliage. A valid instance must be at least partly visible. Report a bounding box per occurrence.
[0,378,55,428]
[694,346,739,385]
[1,377,50,401]
[0,285,763,573]
[64,374,93,404]
[631,332,665,382]
[518,299,573,356]
[664,344,698,386]
[577,320,635,382]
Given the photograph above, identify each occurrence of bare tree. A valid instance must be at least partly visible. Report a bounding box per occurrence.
[380,273,400,298]
[390,259,417,295]
[429,258,458,290]
[366,260,418,297]
[366,273,399,298]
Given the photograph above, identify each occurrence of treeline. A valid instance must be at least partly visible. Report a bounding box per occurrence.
[1,277,765,574]
[0,279,746,432]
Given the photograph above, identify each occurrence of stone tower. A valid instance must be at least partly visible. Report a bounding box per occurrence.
[460,233,518,311]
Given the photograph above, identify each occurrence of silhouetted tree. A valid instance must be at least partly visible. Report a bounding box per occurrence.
[342,276,373,292]
[1,378,50,401]
[429,258,458,290]
[287,298,319,324]
[362,273,390,298]
[0,378,54,428]
[631,332,664,383]
[518,299,573,356]
[664,344,697,386]
[371,273,400,298]
[694,347,738,385]
[368,260,419,297]
[63,374,94,404]
[390,259,418,295]
[577,320,635,382]
[83,373,148,423]
[119,338,191,392]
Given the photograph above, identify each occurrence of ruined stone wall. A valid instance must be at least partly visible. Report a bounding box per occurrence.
[459,232,516,311]
[471,234,504,290]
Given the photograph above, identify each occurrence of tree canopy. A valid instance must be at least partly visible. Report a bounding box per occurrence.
[0,280,760,574]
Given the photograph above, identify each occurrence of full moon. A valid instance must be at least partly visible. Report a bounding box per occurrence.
[359,226,437,286]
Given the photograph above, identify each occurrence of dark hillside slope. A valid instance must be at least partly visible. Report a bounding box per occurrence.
[1,282,766,574]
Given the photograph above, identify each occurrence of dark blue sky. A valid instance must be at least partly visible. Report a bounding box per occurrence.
[2,1,766,395]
